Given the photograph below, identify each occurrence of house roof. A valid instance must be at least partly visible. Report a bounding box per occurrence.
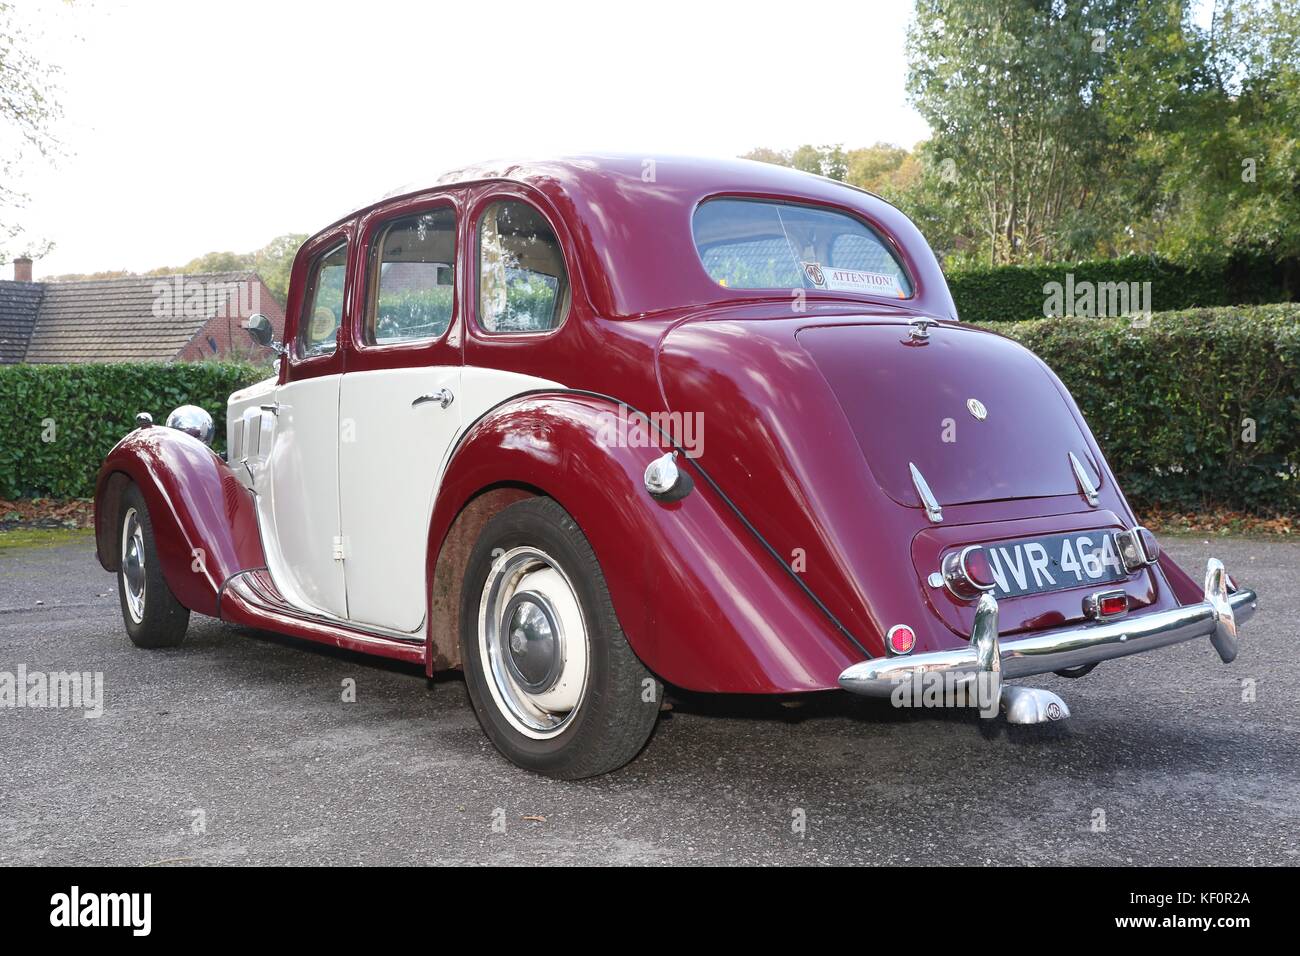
[15,272,264,364]
[0,279,44,363]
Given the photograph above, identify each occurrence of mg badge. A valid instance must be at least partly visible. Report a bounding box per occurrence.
[967,398,988,421]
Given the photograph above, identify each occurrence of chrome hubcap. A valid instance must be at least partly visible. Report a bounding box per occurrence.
[478,547,588,739]
[502,591,563,693]
[121,508,146,623]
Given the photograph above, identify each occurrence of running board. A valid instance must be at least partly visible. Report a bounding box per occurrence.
[219,568,427,665]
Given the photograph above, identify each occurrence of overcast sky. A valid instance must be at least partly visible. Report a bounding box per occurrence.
[6,0,930,277]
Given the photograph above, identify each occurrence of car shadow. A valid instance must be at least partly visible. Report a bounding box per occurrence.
[662,685,1073,739]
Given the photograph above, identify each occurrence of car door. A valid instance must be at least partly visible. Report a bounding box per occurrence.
[337,198,463,634]
[259,230,351,619]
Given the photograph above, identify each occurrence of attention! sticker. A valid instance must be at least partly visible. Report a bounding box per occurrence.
[802,262,904,297]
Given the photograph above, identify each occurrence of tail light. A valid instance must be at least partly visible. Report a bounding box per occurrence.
[941,545,997,599]
[1114,526,1160,571]
[1084,589,1129,620]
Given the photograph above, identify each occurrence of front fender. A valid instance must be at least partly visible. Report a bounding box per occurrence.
[427,394,860,693]
[94,427,264,617]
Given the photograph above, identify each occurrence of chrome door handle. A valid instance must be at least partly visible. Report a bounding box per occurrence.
[412,388,454,409]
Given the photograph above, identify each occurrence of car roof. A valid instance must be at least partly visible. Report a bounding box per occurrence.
[318,153,952,320]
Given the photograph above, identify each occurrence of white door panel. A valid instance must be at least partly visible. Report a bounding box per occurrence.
[457,366,565,426]
[339,366,462,633]
[265,374,347,618]
[337,365,564,635]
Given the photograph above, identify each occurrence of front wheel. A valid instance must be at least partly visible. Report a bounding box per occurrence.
[117,482,190,648]
[459,497,661,779]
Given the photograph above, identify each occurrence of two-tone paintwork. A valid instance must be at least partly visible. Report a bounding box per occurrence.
[95,154,1201,694]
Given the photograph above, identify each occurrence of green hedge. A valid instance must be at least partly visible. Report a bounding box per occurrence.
[2,307,1297,516]
[0,361,269,499]
[992,304,1300,515]
[949,253,1297,324]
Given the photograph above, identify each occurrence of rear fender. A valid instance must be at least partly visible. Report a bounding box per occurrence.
[94,427,264,617]
[425,394,860,693]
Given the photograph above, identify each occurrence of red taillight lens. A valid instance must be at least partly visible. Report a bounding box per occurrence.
[887,625,916,655]
[1099,593,1128,617]
[941,546,997,599]
[963,548,996,589]
[1085,588,1129,620]
[1136,527,1160,563]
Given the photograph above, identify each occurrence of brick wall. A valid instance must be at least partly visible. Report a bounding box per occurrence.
[176,278,287,362]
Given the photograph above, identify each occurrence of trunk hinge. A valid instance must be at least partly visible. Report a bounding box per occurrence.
[332,535,347,561]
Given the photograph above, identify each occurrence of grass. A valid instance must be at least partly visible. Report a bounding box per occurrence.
[0,527,96,553]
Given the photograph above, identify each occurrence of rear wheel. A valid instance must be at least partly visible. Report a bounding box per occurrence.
[117,483,190,648]
[459,497,661,779]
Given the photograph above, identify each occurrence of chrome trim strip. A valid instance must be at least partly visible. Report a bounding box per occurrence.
[839,559,1256,698]
[909,462,943,523]
[1069,451,1099,506]
[223,568,425,643]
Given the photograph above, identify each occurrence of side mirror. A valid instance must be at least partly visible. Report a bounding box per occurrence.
[245,313,285,354]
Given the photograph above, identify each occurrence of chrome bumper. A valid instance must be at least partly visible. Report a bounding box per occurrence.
[840,558,1257,698]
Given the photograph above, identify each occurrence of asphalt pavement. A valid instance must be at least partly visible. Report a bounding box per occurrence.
[0,531,1296,865]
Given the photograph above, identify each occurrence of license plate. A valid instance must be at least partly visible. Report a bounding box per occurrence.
[980,530,1127,599]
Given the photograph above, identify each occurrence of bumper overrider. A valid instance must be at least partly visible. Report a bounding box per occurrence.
[839,559,1257,718]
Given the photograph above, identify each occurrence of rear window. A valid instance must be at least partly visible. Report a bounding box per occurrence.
[692,198,912,298]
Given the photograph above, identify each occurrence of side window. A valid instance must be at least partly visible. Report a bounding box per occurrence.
[366,209,456,345]
[477,200,570,334]
[298,241,348,358]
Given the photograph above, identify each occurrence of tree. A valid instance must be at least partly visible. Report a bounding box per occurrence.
[906,0,1149,265]
[741,144,850,181]
[249,233,307,304]
[904,0,1300,267]
[49,233,305,305]
[845,143,914,194]
[0,1,63,259]
[1104,0,1300,263]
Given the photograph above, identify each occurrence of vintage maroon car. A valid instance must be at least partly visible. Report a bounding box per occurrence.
[93,155,1257,777]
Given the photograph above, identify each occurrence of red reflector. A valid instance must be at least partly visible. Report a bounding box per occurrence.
[1099,594,1128,617]
[1136,527,1160,563]
[887,625,916,655]
[963,548,996,588]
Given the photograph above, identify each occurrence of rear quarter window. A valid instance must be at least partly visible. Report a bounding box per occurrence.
[692,198,913,298]
[477,200,570,334]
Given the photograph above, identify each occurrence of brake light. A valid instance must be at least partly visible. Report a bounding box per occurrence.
[963,547,996,589]
[886,625,916,655]
[941,545,997,599]
[1085,589,1129,620]
[1100,593,1128,616]
[1136,527,1160,563]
